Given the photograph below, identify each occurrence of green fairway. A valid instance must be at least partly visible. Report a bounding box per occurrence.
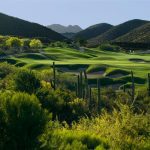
[1,47,150,88]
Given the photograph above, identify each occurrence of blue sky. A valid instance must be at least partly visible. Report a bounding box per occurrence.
[0,0,149,29]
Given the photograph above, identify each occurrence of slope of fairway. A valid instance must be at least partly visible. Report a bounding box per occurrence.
[2,47,150,88]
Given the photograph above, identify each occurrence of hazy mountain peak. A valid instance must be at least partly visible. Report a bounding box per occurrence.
[47,24,83,33]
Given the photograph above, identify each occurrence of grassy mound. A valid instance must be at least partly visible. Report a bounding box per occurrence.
[26,63,51,70]
[86,64,107,73]
[129,58,150,63]
[17,53,47,60]
[56,64,88,71]
[120,76,146,84]
[105,69,130,77]
[15,62,27,67]
[0,58,18,64]
[88,77,114,86]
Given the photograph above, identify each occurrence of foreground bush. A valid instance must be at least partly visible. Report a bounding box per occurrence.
[0,92,49,150]
[74,104,150,150]
[40,121,108,150]
[40,103,150,150]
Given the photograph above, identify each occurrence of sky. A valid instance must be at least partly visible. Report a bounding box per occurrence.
[0,0,149,29]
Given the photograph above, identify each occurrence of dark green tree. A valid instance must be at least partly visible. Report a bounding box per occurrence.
[0,92,49,150]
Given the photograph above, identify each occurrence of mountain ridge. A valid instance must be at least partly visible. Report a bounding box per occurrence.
[114,22,150,43]
[87,19,149,47]
[74,23,113,40]
[0,12,66,41]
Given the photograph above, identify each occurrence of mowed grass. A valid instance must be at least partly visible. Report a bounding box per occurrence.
[1,47,150,87]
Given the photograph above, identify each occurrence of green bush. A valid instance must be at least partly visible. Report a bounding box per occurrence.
[14,69,41,94]
[49,41,69,48]
[74,104,150,150]
[100,43,121,52]
[36,87,64,118]
[36,87,88,123]
[29,39,43,49]
[5,37,23,49]
[0,92,49,150]
[40,125,107,150]
[0,63,16,79]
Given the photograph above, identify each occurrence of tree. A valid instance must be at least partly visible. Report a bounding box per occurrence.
[0,92,49,150]
[22,39,31,50]
[29,39,43,49]
[76,38,87,46]
[5,37,23,50]
[14,69,41,94]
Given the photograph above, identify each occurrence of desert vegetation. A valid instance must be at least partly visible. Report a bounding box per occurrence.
[0,57,149,149]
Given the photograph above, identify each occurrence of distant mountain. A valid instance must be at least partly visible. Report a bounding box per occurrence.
[0,13,66,41]
[115,23,150,43]
[74,23,113,40]
[47,24,82,33]
[88,19,149,47]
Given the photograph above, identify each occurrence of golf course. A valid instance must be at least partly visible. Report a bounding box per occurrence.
[1,46,150,89]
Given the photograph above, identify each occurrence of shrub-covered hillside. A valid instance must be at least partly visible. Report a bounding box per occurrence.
[74,23,113,40]
[115,23,150,43]
[88,19,149,47]
[0,13,66,41]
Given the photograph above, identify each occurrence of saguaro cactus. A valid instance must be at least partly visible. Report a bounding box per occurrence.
[53,62,56,90]
[148,73,150,96]
[127,71,135,103]
[80,71,83,98]
[97,79,101,111]
[84,70,88,99]
[123,85,126,92]
[131,71,135,101]
[77,75,80,97]
[89,85,92,110]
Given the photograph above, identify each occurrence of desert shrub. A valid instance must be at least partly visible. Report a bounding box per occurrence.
[133,89,150,113]
[74,103,150,150]
[0,63,16,90]
[14,69,41,94]
[49,41,68,48]
[0,63,16,79]
[5,37,23,50]
[40,70,76,91]
[40,124,108,150]
[40,69,53,82]
[0,92,50,150]
[36,87,64,119]
[59,140,88,150]
[0,49,6,57]
[36,87,88,123]
[22,39,31,50]
[68,98,88,117]
[57,73,76,91]
[29,39,43,49]
[100,43,121,52]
